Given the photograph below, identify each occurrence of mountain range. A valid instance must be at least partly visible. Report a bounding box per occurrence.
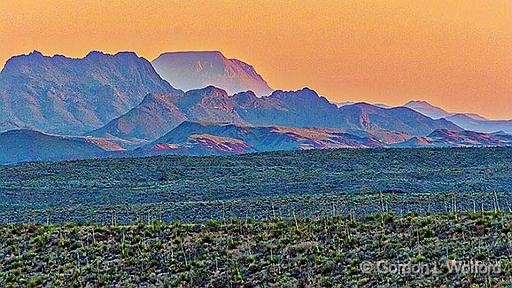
[223,88,459,136]
[152,51,273,96]
[0,51,179,134]
[444,114,512,134]
[87,86,461,144]
[0,50,510,164]
[403,100,512,134]
[333,101,391,109]
[1,122,509,164]
[336,100,512,135]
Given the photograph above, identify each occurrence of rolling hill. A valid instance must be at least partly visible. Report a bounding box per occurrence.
[0,129,123,164]
[139,121,387,156]
[393,129,512,148]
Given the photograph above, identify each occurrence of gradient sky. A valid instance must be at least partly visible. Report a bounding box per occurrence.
[1,0,510,119]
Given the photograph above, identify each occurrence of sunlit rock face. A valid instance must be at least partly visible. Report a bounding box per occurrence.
[152,51,273,97]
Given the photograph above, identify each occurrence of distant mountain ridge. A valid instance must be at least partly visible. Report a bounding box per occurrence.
[87,86,250,143]
[233,89,460,135]
[333,101,391,109]
[152,51,273,96]
[404,100,492,121]
[0,50,179,134]
[0,50,465,140]
[171,86,249,125]
[445,114,512,134]
[403,100,453,119]
[91,86,460,143]
[403,100,512,134]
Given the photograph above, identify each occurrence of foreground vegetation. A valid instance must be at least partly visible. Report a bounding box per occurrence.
[0,148,510,286]
[1,212,512,287]
[0,147,511,223]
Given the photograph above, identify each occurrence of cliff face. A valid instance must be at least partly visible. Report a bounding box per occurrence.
[152,51,273,96]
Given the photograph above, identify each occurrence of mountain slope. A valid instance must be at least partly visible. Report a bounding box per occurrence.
[152,51,273,96]
[88,86,250,143]
[334,101,391,109]
[171,86,248,125]
[337,103,461,136]
[403,100,452,119]
[404,100,489,121]
[234,89,460,136]
[0,51,178,134]
[233,88,343,128]
[88,86,249,144]
[88,92,187,142]
[0,129,123,164]
[0,120,20,132]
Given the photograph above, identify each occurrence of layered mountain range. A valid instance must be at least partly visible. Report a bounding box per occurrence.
[444,114,512,134]
[88,86,460,145]
[404,100,512,134]
[0,50,510,164]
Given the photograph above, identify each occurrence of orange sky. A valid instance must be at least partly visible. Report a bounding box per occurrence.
[1,0,511,119]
